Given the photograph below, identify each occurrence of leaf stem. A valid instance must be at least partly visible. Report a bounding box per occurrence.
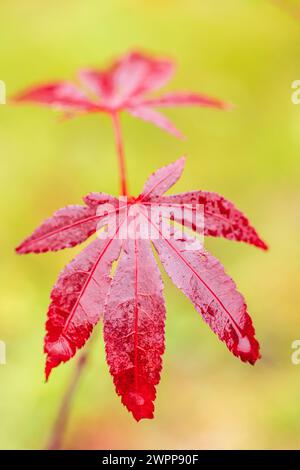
[111,112,128,196]
[46,350,88,450]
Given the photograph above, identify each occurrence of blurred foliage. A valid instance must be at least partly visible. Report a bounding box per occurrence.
[1,0,300,449]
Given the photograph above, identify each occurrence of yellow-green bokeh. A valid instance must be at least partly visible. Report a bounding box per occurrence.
[1,0,300,449]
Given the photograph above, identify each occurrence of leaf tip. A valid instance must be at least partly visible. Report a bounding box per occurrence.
[251,235,268,251]
[45,363,52,382]
[177,155,186,167]
[234,334,261,365]
[15,243,26,255]
[258,239,268,251]
[222,101,235,111]
[132,413,154,423]
[130,406,154,422]
[8,95,19,105]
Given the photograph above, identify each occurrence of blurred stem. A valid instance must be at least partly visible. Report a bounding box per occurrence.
[111,111,128,196]
[46,351,88,450]
[47,112,128,450]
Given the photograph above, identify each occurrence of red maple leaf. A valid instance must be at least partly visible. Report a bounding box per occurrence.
[16,157,267,421]
[13,50,230,195]
[13,50,230,134]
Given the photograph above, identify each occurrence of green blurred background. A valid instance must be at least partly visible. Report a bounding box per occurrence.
[1,0,300,450]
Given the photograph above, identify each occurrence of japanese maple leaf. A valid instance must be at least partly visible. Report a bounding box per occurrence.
[13,50,230,141]
[16,157,267,421]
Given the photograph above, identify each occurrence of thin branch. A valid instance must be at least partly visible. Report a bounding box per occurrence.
[46,351,88,450]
